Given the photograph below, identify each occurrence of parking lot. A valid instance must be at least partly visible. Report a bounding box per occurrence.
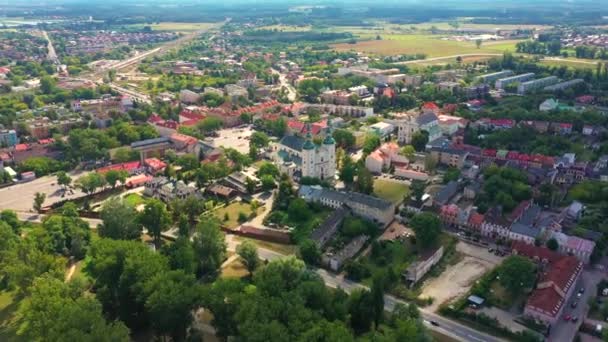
[205,125,253,154]
[0,172,87,211]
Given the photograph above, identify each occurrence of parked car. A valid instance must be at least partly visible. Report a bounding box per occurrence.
[572,316,579,323]
[571,301,578,308]
[563,314,571,321]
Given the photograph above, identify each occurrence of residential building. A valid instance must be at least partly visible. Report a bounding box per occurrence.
[517,76,559,95]
[225,84,249,102]
[544,79,584,92]
[144,177,199,203]
[477,70,514,84]
[514,242,583,326]
[433,181,459,207]
[403,246,444,287]
[429,146,469,169]
[464,83,490,99]
[299,185,396,227]
[552,232,595,264]
[495,73,535,90]
[368,122,395,138]
[391,110,441,144]
[365,142,408,174]
[179,89,200,104]
[0,130,17,147]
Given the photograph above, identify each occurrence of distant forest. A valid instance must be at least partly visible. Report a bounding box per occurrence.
[2,0,607,26]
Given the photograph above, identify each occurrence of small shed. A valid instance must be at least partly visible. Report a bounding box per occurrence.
[467,295,485,308]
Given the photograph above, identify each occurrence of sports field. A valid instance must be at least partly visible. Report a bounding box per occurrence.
[332,34,519,57]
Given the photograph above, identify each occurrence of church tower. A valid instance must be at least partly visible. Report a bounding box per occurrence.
[301,123,316,178]
[322,118,336,180]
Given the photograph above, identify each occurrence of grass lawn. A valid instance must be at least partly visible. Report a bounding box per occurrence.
[214,202,257,230]
[220,258,250,279]
[373,179,409,205]
[233,236,298,255]
[540,58,598,70]
[332,34,520,57]
[123,193,148,207]
[429,330,460,342]
[0,291,24,341]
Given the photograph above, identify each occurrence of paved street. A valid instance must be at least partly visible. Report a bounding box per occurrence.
[549,269,604,342]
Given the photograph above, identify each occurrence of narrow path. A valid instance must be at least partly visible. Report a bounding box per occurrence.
[65,263,76,282]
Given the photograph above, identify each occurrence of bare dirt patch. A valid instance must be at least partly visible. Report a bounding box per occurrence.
[419,242,502,311]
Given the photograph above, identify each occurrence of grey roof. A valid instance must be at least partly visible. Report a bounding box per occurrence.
[279,135,305,152]
[434,181,459,205]
[430,146,469,156]
[311,206,349,245]
[319,188,394,211]
[468,295,486,305]
[510,222,540,238]
[417,112,438,126]
[518,204,541,226]
[131,136,171,149]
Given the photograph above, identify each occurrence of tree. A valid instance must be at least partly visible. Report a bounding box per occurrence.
[143,270,201,341]
[245,176,256,194]
[18,276,130,342]
[475,39,482,49]
[288,198,311,221]
[248,144,258,160]
[410,180,426,202]
[40,75,56,94]
[332,129,355,149]
[498,255,536,295]
[75,173,106,196]
[197,117,223,133]
[340,154,356,184]
[236,241,259,275]
[33,192,46,212]
[400,145,415,160]
[299,239,321,265]
[104,170,128,189]
[363,133,381,154]
[250,131,270,148]
[260,174,276,191]
[443,167,461,183]
[257,162,279,179]
[192,217,226,278]
[163,237,197,275]
[0,209,20,234]
[170,195,204,225]
[356,167,374,195]
[410,212,441,248]
[56,171,72,189]
[546,238,559,251]
[139,199,171,248]
[411,131,429,152]
[370,273,386,327]
[98,198,142,240]
[349,289,375,334]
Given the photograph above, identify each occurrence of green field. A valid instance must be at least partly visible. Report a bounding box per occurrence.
[373,179,409,205]
[128,22,216,32]
[540,58,598,70]
[214,202,258,230]
[123,193,148,207]
[333,34,519,57]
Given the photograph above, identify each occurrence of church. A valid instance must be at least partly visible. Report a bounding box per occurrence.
[272,122,336,181]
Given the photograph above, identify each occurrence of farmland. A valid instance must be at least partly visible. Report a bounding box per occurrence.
[128,22,217,32]
[332,34,520,57]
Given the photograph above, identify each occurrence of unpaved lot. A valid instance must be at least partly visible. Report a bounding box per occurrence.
[420,242,503,311]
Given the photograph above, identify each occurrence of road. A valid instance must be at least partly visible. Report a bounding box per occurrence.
[42,30,59,64]
[271,68,297,101]
[226,235,505,342]
[109,83,152,104]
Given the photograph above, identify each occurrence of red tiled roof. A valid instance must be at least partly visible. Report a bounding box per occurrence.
[482,149,497,157]
[15,144,29,152]
[148,113,164,123]
[97,161,142,174]
[422,102,439,111]
[468,212,484,226]
[511,241,562,264]
[144,158,167,171]
[508,200,530,222]
[38,138,55,145]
